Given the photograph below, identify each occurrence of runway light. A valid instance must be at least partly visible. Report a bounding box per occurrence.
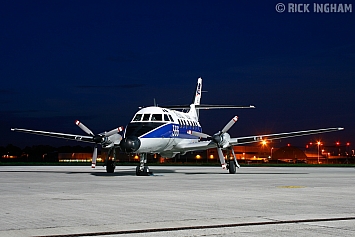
[209,154,214,159]
[195,155,201,159]
[261,140,267,146]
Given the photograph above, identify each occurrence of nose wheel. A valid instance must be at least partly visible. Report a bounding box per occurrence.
[135,165,150,176]
[135,153,152,176]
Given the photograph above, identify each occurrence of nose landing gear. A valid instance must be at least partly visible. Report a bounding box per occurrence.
[135,153,152,176]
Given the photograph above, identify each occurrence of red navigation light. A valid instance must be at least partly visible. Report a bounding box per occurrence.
[287,143,291,147]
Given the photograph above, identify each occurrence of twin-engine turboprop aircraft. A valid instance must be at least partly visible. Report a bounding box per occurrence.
[11,78,343,175]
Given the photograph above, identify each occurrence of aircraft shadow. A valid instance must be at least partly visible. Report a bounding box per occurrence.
[90,169,177,176]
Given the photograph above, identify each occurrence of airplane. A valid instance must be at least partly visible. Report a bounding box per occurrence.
[11,78,343,175]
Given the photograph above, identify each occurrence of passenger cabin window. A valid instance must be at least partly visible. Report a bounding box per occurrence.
[151,114,162,121]
[133,114,142,121]
[142,114,150,121]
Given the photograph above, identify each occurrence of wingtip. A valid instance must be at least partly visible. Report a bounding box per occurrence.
[338,127,344,130]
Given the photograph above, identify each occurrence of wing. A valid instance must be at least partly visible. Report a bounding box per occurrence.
[229,127,344,145]
[176,127,343,152]
[11,128,94,143]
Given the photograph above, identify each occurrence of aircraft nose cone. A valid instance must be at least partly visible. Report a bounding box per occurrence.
[120,136,141,152]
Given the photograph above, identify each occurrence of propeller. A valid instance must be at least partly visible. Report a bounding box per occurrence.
[188,116,238,168]
[75,120,123,168]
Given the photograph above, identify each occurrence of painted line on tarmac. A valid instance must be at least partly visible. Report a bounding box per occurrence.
[277,185,306,188]
[33,216,355,237]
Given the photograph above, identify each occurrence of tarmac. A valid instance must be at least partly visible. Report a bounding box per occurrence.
[0,165,355,237]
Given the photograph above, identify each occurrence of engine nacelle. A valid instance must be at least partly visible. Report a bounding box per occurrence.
[102,134,122,148]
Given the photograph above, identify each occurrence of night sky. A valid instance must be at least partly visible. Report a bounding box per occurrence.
[1,1,354,148]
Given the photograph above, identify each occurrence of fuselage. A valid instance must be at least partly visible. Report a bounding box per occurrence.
[120,106,202,156]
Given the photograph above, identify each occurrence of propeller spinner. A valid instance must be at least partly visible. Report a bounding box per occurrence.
[75,120,123,168]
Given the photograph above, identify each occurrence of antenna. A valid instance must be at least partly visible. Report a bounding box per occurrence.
[153,98,157,107]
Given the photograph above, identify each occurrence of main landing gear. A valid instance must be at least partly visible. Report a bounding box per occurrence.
[105,147,116,173]
[226,147,240,174]
[136,153,151,176]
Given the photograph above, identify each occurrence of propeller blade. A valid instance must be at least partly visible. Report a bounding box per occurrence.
[221,116,238,134]
[92,146,97,168]
[75,120,94,136]
[100,126,124,137]
[187,130,211,138]
[217,148,226,169]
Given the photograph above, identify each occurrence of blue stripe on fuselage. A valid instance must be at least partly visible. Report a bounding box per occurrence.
[140,123,202,139]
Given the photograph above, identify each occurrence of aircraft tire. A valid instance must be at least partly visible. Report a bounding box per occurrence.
[228,161,236,174]
[136,166,150,176]
[106,160,115,173]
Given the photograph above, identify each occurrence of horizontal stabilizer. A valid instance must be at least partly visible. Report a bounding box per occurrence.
[167,104,255,110]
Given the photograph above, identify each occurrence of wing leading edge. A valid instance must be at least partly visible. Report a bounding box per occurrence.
[11,128,94,143]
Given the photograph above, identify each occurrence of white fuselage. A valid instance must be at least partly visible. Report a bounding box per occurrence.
[123,106,202,156]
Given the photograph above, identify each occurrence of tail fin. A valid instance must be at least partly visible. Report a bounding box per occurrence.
[189,77,202,120]
[193,77,202,105]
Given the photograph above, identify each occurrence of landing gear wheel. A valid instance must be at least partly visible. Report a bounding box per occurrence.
[228,161,236,174]
[135,166,150,176]
[106,160,115,173]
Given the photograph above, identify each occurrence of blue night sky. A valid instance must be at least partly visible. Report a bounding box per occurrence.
[1,1,354,148]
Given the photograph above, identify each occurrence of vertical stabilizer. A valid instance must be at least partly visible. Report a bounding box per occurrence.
[194,77,202,105]
[189,77,202,120]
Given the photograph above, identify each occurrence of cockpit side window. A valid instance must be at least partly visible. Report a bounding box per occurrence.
[168,114,174,122]
[133,114,142,121]
[163,114,169,121]
[142,114,150,121]
[151,114,162,121]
